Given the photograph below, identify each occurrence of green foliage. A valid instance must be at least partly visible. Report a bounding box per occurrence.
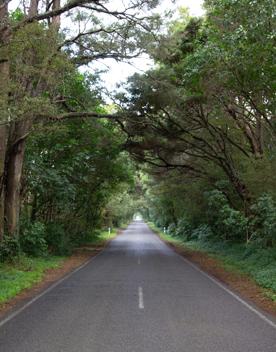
[250,194,276,245]
[175,218,193,238]
[82,228,118,246]
[20,222,48,257]
[22,109,135,252]
[0,237,21,263]
[45,223,73,256]
[167,223,177,236]
[191,224,214,242]
[8,22,72,123]
[104,187,136,228]
[220,206,248,241]
[10,8,24,22]
[206,190,248,241]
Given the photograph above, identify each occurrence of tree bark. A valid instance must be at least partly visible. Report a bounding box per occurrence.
[0,125,7,239]
[5,120,32,236]
[0,0,9,238]
[51,0,61,30]
[29,0,39,16]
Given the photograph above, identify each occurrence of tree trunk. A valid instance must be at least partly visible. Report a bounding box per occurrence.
[29,0,39,16]
[0,0,10,238]
[221,160,251,215]
[5,120,32,236]
[0,125,7,239]
[52,0,61,30]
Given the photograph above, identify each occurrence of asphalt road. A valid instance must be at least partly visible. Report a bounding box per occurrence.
[0,221,276,352]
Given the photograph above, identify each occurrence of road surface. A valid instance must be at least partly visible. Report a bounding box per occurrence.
[0,221,275,351]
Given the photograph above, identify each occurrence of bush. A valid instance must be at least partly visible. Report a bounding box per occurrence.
[167,223,177,236]
[45,222,73,255]
[175,217,193,239]
[0,236,21,262]
[254,267,276,291]
[250,194,276,246]
[205,190,247,241]
[220,205,248,241]
[20,222,48,257]
[191,224,214,241]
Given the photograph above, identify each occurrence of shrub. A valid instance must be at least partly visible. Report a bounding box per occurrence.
[205,190,247,241]
[20,221,48,257]
[250,194,276,246]
[175,217,193,239]
[167,223,177,236]
[191,224,214,241]
[45,222,73,255]
[0,236,21,262]
[220,205,248,241]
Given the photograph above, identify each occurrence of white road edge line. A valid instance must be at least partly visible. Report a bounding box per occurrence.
[0,250,105,329]
[151,231,276,330]
[153,232,276,330]
[138,286,144,309]
[180,256,276,330]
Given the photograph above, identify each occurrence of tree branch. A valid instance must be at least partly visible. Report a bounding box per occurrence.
[46,111,121,121]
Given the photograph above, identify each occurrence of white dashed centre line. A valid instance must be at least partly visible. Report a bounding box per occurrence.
[138,286,144,309]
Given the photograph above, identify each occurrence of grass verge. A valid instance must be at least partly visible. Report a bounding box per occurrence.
[82,227,122,246]
[148,222,276,302]
[0,256,64,304]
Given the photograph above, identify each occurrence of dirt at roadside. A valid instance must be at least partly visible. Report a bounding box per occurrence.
[164,239,276,316]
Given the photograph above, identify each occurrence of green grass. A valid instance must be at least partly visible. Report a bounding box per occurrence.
[83,227,119,246]
[148,222,276,301]
[0,256,64,304]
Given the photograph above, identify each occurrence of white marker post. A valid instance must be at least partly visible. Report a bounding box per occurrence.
[108,227,111,235]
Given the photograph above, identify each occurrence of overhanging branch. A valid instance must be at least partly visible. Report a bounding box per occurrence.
[47,111,122,121]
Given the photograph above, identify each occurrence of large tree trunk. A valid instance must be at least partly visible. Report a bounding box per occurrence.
[0,0,10,238]
[5,120,31,236]
[0,125,7,239]
[2,0,42,236]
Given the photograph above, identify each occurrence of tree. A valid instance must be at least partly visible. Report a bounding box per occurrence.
[0,0,162,237]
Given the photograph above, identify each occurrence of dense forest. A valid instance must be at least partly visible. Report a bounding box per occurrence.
[0,0,275,264]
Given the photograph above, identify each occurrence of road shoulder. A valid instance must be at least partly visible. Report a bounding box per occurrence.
[149,223,276,317]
